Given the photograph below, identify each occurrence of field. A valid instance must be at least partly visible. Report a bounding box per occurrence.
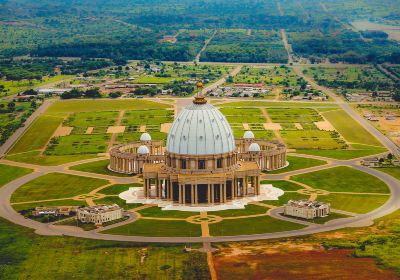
[11,173,108,203]
[0,164,32,188]
[102,219,202,237]
[209,216,305,236]
[70,159,131,177]
[322,109,383,146]
[320,194,389,214]
[6,99,173,165]
[291,166,390,194]
[0,218,208,280]
[267,156,327,174]
[232,65,302,86]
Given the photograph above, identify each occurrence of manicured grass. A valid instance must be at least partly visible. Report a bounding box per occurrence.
[11,173,109,203]
[138,207,197,219]
[291,166,390,193]
[295,145,387,160]
[261,192,310,206]
[268,155,327,174]
[322,109,382,146]
[12,199,87,212]
[322,194,389,214]
[280,130,344,149]
[94,197,142,210]
[218,101,339,108]
[210,204,268,217]
[9,115,64,154]
[99,183,142,195]
[70,159,131,177]
[209,215,306,236]
[261,180,304,191]
[0,217,207,280]
[376,167,400,181]
[46,134,111,155]
[5,151,98,166]
[0,164,32,188]
[47,99,171,114]
[266,107,322,123]
[102,219,202,237]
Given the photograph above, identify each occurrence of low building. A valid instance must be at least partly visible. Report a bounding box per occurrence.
[32,206,79,217]
[284,200,330,220]
[76,204,123,225]
[361,157,380,167]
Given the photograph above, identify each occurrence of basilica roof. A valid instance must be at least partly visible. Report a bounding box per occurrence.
[166,102,236,155]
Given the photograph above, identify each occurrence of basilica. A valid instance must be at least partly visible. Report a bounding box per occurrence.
[109,94,287,207]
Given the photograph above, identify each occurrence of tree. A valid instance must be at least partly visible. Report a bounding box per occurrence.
[393,91,400,102]
[109,92,122,98]
[84,88,101,98]
[387,153,393,160]
[61,89,82,99]
[7,102,15,112]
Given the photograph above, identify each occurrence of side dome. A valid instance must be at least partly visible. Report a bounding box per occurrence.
[243,130,255,139]
[137,145,150,154]
[140,132,151,141]
[249,143,261,152]
[166,103,235,155]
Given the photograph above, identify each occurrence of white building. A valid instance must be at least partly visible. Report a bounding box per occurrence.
[76,204,123,225]
[284,200,330,220]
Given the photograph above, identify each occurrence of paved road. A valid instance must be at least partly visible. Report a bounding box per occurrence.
[0,151,399,243]
[0,99,53,158]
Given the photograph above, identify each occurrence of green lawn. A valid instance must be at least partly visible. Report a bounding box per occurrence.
[210,204,268,217]
[46,99,171,114]
[0,164,32,188]
[99,183,142,195]
[5,151,98,166]
[267,155,327,174]
[12,199,88,212]
[209,215,306,236]
[11,173,109,203]
[322,110,382,146]
[295,145,387,160]
[0,217,208,280]
[291,166,389,193]
[138,207,197,219]
[322,194,389,214]
[261,180,305,191]
[46,134,111,155]
[94,196,142,210]
[102,219,202,237]
[376,167,400,181]
[70,159,132,177]
[261,192,310,206]
[9,115,64,154]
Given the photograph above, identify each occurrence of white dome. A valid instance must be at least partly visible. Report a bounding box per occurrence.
[243,131,255,139]
[140,133,151,141]
[137,145,150,154]
[249,143,261,152]
[166,103,235,155]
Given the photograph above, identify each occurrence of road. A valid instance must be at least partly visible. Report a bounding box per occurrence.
[194,30,217,63]
[0,99,53,158]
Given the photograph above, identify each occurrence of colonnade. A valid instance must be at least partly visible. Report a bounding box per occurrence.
[143,176,260,205]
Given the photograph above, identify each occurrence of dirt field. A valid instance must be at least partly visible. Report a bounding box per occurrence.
[352,21,400,41]
[263,123,282,130]
[214,247,399,280]
[53,126,73,137]
[160,123,172,133]
[106,126,126,134]
[315,120,335,131]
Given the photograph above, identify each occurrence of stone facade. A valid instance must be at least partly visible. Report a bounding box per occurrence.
[77,204,123,225]
[283,200,330,219]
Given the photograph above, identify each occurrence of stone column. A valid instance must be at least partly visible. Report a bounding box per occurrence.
[195,185,198,205]
[223,183,226,203]
[231,183,235,200]
[219,184,223,203]
[207,184,211,204]
[211,184,214,204]
[182,184,186,205]
[191,185,195,205]
[156,179,159,198]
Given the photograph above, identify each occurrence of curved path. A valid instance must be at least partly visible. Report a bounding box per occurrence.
[0,152,399,243]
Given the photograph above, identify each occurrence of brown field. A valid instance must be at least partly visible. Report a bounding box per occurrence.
[214,248,399,280]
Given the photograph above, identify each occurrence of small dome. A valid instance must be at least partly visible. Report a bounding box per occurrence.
[137,145,150,154]
[140,133,151,141]
[243,131,255,139]
[249,143,261,152]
